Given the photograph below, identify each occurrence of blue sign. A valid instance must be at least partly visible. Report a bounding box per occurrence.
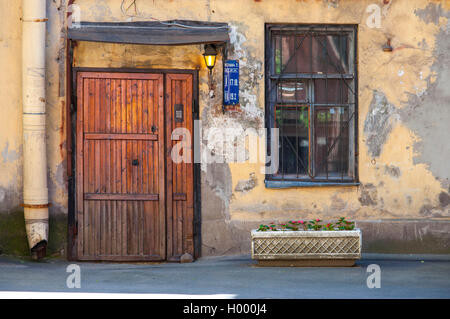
[224,60,239,105]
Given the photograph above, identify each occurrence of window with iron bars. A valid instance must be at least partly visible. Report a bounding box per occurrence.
[265,24,358,186]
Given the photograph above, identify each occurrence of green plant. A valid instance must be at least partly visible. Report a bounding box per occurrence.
[256,218,355,231]
[257,223,278,232]
[336,217,355,230]
[257,224,271,232]
[307,219,323,231]
[288,220,308,231]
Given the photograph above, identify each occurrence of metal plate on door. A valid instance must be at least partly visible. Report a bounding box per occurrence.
[174,103,184,123]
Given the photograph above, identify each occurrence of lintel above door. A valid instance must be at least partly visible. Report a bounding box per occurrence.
[68,20,230,45]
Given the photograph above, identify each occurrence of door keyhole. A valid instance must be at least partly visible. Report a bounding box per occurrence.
[132,159,139,166]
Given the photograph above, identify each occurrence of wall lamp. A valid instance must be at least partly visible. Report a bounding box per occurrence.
[203,44,218,74]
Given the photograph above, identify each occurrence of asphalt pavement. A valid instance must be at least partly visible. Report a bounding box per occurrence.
[0,254,449,298]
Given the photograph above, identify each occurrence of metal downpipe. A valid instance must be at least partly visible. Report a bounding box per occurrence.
[22,0,49,260]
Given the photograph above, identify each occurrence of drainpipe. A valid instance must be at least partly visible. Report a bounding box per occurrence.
[22,0,49,260]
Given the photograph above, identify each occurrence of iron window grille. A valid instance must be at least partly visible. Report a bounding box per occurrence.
[265,24,358,186]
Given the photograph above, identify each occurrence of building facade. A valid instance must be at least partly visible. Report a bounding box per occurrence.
[0,0,449,260]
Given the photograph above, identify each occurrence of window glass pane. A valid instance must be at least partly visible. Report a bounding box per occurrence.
[273,33,349,74]
[275,106,309,175]
[311,35,349,74]
[314,79,349,104]
[277,81,308,103]
[314,107,349,178]
[274,34,310,74]
[274,36,282,74]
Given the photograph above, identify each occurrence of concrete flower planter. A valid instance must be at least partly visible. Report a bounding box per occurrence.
[251,229,361,267]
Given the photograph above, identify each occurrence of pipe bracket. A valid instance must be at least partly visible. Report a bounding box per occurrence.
[21,18,48,22]
[21,203,51,209]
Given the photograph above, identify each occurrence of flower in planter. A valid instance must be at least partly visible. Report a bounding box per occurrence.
[287,221,300,231]
[256,218,355,231]
[322,223,335,231]
[298,220,307,230]
[257,224,270,231]
[336,217,355,230]
[307,219,323,231]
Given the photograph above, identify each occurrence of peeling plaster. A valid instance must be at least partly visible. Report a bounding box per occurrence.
[227,23,264,125]
[198,23,264,174]
[439,192,450,207]
[358,183,378,206]
[363,90,398,157]
[235,172,257,192]
[401,8,450,188]
[323,0,339,9]
[89,0,113,21]
[204,163,233,219]
[1,142,20,163]
[384,165,401,178]
[0,185,22,212]
[415,3,450,25]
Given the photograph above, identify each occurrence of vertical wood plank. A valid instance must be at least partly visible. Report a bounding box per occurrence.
[122,79,128,256]
[88,79,95,256]
[76,75,85,258]
[165,74,174,259]
[175,80,183,256]
[186,75,194,254]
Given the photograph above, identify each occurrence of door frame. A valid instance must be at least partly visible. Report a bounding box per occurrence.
[67,67,201,261]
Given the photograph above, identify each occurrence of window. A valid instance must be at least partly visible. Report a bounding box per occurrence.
[265,25,358,186]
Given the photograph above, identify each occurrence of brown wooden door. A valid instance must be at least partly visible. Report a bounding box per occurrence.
[76,72,166,261]
[165,74,194,261]
[75,71,195,261]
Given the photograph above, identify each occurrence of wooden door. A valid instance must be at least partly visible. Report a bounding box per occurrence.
[165,74,194,261]
[76,72,166,261]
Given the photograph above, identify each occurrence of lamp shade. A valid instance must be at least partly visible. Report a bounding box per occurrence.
[203,44,217,70]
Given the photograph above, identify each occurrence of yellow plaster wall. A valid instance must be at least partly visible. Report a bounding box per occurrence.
[74,0,450,222]
[0,0,23,209]
[1,0,449,249]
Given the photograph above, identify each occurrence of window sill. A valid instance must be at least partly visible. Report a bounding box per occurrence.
[264,180,360,188]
